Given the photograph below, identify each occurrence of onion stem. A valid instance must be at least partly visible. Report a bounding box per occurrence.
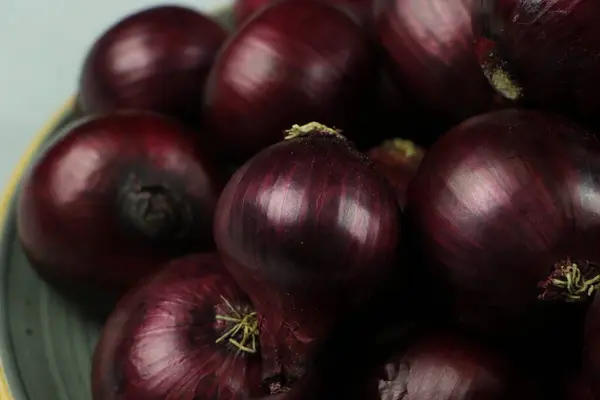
[215,296,259,353]
[538,259,600,303]
[284,122,341,140]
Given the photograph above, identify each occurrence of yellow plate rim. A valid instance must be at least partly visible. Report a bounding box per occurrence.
[0,96,76,400]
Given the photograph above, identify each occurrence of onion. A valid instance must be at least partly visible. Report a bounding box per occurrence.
[363,332,537,399]
[375,0,507,123]
[405,109,600,342]
[214,122,401,385]
[17,112,223,309]
[78,5,227,123]
[204,0,377,162]
[367,138,425,208]
[92,253,263,400]
[474,0,600,124]
[233,0,373,27]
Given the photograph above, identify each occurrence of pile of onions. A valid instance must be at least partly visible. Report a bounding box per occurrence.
[367,138,425,208]
[474,0,600,124]
[204,0,377,162]
[406,109,600,345]
[214,122,402,386]
[17,112,223,308]
[375,0,506,123]
[78,5,227,122]
[91,253,263,399]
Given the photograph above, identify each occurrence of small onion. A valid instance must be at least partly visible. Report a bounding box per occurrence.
[78,5,227,122]
[204,0,377,162]
[17,112,222,307]
[376,0,506,122]
[406,109,600,341]
[92,253,263,400]
[474,0,600,124]
[214,122,401,385]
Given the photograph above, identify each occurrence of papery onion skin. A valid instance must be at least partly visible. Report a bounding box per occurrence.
[78,5,227,122]
[375,0,506,123]
[364,332,537,400]
[474,0,600,124]
[204,0,377,162]
[92,253,263,400]
[233,0,373,27]
[405,109,600,339]
[367,138,425,208]
[214,123,401,381]
[17,112,223,307]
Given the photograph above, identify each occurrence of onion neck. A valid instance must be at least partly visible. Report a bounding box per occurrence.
[284,122,343,140]
[382,138,424,161]
[215,296,259,354]
[538,259,600,303]
[119,175,192,242]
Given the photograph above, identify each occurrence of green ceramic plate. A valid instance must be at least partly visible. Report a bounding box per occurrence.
[0,7,233,399]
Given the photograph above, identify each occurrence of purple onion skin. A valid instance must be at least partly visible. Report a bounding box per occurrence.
[204,0,377,163]
[406,109,600,340]
[375,0,506,123]
[92,253,263,400]
[214,125,401,381]
[17,112,223,308]
[475,0,600,125]
[78,5,227,123]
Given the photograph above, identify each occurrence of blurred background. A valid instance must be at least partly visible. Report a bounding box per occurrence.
[0,0,223,189]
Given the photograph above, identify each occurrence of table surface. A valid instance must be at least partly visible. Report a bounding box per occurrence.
[0,0,225,191]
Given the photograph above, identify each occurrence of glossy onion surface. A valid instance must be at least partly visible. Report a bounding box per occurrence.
[79,5,227,122]
[214,123,401,380]
[17,112,222,304]
[475,0,600,123]
[92,253,262,400]
[376,0,503,122]
[406,109,600,338]
[204,0,376,162]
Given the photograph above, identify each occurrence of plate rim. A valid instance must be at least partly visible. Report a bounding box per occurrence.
[0,96,76,400]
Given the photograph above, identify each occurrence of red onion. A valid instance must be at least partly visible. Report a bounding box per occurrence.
[363,332,538,399]
[78,5,227,122]
[367,138,425,208]
[375,0,506,123]
[233,0,373,27]
[17,112,223,308]
[474,0,600,124]
[406,109,600,341]
[92,253,263,400]
[214,122,401,385]
[204,0,377,162]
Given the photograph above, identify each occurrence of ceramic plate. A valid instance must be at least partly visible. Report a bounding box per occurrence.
[0,7,233,399]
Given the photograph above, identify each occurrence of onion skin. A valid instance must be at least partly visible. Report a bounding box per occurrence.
[475,0,600,124]
[204,0,377,162]
[375,0,506,122]
[233,0,373,27]
[78,5,227,122]
[92,253,263,400]
[406,109,600,339]
[17,112,222,307]
[363,333,538,400]
[367,138,425,208]
[214,123,401,382]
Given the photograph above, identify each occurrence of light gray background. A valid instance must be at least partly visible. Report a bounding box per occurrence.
[0,0,225,190]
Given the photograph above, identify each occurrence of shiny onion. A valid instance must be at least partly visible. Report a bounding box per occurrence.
[475,0,600,124]
[367,138,425,208]
[375,0,506,123]
[204,0,377,162]
[17,112,222,307]
[92,253,263,400]
[78,5,227,122]
[214,122,401,386]
[406,109,600,340]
